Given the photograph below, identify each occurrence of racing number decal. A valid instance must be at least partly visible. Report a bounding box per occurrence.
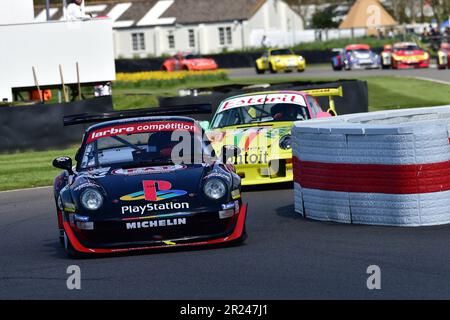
[143,180,172,201]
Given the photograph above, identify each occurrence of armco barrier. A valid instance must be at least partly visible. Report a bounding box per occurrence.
[0,96,113,153]
[292,105,450,226]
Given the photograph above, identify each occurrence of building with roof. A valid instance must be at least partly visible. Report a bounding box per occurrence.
[339,0,397,36]
[34,0,304,58]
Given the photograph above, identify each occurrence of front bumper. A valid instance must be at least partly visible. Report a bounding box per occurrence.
[63,205,247,254]
[273,61,305,71]
[393,59,429,69]
[351,61,380,69]
[236,158,293,186]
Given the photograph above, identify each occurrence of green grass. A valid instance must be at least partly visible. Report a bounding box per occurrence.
[366,77,450,111]
[0,147,77,191]
[1,76,449,192]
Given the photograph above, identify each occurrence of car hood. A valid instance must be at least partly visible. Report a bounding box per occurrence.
[393,49,425,56]
[209,122,293,154]
[272,55,299,60]
[188,58,216,64]
[73,164,216,219]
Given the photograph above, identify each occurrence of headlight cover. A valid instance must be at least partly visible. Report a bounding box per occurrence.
[279,134,292,150]
[80,188,103,211]
[204,178,227,200]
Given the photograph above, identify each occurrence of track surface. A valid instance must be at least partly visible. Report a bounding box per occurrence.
[229,65,450,83]
[2,185,450,299]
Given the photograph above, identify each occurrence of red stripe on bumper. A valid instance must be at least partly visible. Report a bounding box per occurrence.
[293,157,450,194]
[63,204,247,255]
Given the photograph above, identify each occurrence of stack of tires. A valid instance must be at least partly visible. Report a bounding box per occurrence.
[293,105,450,226]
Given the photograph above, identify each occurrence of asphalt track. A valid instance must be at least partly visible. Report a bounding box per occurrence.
[228,65,450,84]
[2,184,450,299]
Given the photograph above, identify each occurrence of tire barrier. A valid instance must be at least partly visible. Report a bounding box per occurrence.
[293,105,450,226]
[0,96,113,153]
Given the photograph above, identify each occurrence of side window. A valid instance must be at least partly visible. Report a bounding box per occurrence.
[306,96,323,116]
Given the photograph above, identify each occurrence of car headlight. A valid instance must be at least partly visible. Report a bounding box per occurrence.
[80,188,103,211]
[279,135,292,150]
[203,178,227,200]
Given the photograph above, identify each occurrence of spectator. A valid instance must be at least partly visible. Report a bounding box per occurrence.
[261,35,271,48]
[67,0,91,20]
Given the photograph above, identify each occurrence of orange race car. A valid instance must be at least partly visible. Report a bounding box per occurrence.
[161,52,218,72]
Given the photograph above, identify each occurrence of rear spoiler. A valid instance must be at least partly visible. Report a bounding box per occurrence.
[63,103,212,126]
[301,86,343,116]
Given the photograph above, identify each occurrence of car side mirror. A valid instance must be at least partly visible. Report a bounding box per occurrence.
[53,156,73,174]
[222,145,241,163]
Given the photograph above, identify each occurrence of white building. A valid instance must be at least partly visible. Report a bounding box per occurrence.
[34,0,305,58]
[0,0,115,102]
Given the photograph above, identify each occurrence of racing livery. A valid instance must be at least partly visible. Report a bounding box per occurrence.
[201,89,340,185]
[255,48,306,74]
[161,52,218,71]
[381,42,430,69]
[53,116,246,257]
[331,44,380,70]
[437,42,450,70]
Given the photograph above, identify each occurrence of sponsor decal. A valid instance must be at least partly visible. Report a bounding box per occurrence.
[79,167,110,178]
[121,202,190,215]
[203,172,231,181]
[87,121,198,143]
[112,165,186,176]
[122,212,193,221]
[126,218,187,230]
[120,180,187,202]
[74,182,101,192]
[219,93,306,112]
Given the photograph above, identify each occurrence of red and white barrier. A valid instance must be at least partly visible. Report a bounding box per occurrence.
[293,105,450,226]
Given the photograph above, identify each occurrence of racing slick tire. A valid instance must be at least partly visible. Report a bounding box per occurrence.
[62,231,85,259]
[297,68,305,73]
[255,63,265,74]
[269,63,277,74]
[331,62,342,71]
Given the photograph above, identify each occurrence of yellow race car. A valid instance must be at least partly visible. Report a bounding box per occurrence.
[255,48,306,74]
[202,88,341,186]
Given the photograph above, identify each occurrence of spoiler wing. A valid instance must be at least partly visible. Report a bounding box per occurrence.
[63,103,212,126]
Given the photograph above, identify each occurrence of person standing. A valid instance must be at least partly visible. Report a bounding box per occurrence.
[67,0,91,20]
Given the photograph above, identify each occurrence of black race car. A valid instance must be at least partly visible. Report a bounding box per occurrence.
[53,111,247,257]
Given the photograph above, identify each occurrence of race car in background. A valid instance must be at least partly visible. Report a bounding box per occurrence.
[201,88,341,186]
[381,42,430,69]
[331,44,381,70]
[381,44,393,69]
[161,52,218,71]
[53,112,246,257]
[255,48,306,74]
[437,42,450,70]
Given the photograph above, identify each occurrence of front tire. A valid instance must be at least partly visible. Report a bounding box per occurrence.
[255,63,265,74]
[269,63,277,74]
[63,231,84,258]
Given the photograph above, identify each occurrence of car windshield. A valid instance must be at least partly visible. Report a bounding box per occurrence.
[184,54,201,59]
[211,94,310,129]
[80,121,214,170]
[348,49,371,54]
[394,44,420,51]
[271,49,293,56]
